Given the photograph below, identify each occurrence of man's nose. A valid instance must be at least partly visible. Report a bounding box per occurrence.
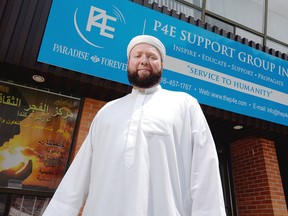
[140,56,148,65]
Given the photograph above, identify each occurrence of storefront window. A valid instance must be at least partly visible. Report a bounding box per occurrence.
[206,0,265,33]
[8,196,50,216]
[0,81,80,192]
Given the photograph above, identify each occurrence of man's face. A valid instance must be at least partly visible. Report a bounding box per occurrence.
[127,43,163,88]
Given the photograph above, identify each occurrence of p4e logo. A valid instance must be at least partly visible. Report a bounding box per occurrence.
[86,6,116,39]
[74,4,126,48]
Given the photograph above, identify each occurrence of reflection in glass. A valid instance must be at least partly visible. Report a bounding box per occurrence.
[205,15,234,33]
[235,27,263,45]
[266,40,288,55]
[267,0,288,44]
[206,0,265,32]
[8,196,50,216]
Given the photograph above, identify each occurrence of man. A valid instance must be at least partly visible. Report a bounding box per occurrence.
[43,35,226,216]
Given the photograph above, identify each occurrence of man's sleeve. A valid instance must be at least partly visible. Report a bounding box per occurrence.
[189,102,227,216]
[42,117,96,216]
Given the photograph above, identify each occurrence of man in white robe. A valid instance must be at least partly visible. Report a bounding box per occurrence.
[43,35,227,216]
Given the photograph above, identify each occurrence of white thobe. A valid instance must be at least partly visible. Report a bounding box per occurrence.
[43,85,226,216]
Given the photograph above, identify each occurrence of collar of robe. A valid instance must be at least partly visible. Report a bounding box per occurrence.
[132,85,162,95]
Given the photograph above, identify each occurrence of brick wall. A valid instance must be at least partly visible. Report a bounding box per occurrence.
[230,137,288,216]
[72,98,106,158]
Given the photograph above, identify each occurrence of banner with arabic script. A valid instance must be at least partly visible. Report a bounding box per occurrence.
[0,81,80,192]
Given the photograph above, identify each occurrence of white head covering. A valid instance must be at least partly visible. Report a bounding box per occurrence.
[127,35,166,61]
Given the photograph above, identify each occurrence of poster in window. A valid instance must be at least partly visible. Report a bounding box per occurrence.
[0,81,80,192]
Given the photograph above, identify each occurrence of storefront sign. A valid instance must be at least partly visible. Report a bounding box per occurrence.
[38,0,288,126]
[0,81,80,192]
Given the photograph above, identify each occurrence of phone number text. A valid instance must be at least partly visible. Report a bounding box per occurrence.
[161,78,192,91]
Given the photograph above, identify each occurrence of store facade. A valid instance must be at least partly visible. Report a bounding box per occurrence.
[0,0,287,215]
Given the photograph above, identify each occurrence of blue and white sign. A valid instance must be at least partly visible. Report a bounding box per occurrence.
[38,0,288,126]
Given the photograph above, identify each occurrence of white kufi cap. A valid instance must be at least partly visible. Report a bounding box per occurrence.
[127,35,166,61]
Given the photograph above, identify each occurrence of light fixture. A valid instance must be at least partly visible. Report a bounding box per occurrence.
[32,75,45,83]
[233,125,243,130]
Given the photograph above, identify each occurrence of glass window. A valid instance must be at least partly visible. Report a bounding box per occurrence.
[267,0,288,44]
[148,0,202,19]
[182,0,202,7]
[8,196,50,216]
[235,27,263,45]
[206,0,265,32]
[205,15,234,33]
[266,40,288,55]
[148,0,202,8]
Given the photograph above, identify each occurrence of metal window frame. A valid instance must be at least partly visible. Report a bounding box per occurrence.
[175,0,288,53]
